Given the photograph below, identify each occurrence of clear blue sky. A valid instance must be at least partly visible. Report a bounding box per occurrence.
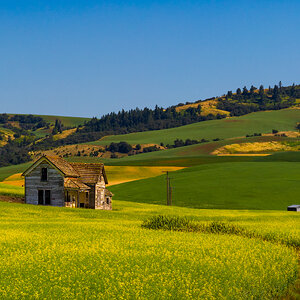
[0,0,299,117]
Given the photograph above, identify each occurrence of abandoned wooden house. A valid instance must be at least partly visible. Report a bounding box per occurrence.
[22,155,112,209]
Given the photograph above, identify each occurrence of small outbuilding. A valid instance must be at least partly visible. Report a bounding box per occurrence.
[287,205,300,212]
[22,155,113,210]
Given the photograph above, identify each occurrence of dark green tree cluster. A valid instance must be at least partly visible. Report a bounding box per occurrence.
[52,119,63,135]
[142,145,160,153]
[166,138,209,149]
[0,139,31,167]
[107,141,133,153]
[10,114,47,130]
[219,83,300,116]
[80,104,218,134]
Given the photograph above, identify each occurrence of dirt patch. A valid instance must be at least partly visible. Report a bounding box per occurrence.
[0,195,24,203]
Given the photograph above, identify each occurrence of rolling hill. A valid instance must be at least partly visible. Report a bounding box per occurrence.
[86,108,300,146]
[109,161,300,210]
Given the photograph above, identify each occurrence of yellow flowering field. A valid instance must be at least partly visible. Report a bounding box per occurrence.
[0,182,24,197]
[0,201,298,299]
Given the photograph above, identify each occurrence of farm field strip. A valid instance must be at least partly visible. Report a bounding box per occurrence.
[109,162,300,210]
[0,201,298,299]
[0,166,184,194]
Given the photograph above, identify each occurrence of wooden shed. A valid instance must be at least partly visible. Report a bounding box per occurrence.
[22,155,112,210]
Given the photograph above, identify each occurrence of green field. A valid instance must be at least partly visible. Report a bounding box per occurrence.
[0,200,298,299]
[36,114,91,127]
[110,162,300,210]
[87,109,300,146]
[0,162,31,181]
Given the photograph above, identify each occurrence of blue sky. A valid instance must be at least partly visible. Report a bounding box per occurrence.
[0,0,299,117]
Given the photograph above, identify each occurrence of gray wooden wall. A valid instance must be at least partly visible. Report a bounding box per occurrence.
[25,162,64,206]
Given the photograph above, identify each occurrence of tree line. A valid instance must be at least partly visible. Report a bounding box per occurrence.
[217,83,299,116]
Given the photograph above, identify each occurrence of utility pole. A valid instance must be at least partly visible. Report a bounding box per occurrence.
[163,171,172,206]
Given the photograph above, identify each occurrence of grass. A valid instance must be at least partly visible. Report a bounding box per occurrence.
[86,108,300,146]
[110,162,300,210]
[0,183,24,197]
[0,200,298,299]
[35,115,91,127]
[0,162,31,181]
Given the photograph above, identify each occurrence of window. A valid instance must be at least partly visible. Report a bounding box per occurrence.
[38,190,44,205]
[106,197,110,205]
[86,192,89,199]
[45,190,51,205]
[41,168,48,181]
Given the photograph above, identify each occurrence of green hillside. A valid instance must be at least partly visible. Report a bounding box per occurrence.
[35,114,90,127]
[0,162,31,181]
[87,108,300,146]
[110,162,300,210]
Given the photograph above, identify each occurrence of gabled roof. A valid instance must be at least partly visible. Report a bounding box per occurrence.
[64,178,91,190]
[22,155,79,177]
[70,162,108,184]
[22,155,108,184]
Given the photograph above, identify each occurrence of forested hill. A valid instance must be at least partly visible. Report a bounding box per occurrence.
[82,83,300,132]
[0,83,299,167]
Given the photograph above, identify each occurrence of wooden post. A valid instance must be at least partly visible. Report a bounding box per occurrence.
[163,171,173,206]
[166,171,169,206]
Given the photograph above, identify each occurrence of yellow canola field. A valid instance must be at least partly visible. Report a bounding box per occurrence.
[0,201,298,299]
[105,166,184,186]
[213,141,295,155]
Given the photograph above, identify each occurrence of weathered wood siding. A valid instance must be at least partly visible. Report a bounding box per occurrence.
[95,179,111,210]
[25,161,64,206]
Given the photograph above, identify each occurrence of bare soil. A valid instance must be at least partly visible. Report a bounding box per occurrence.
[0,195,24,203]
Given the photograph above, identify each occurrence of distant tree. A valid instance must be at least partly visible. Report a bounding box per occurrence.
[272,129,278,134]
[227,91,233,98]
[273,85,280,102]
[118,141,132,153]
[259,85,264,97]
[250,85,256,95]
[268,86,272,94]
[135,144,141,150]
[242,86,248,96]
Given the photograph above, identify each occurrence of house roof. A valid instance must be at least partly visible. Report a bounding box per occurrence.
[64,178,91,190]
[105,189,113,197]
[70,162,108,184]
[45,156,80,177]
[22,155,108,184]
[22,155,79,177]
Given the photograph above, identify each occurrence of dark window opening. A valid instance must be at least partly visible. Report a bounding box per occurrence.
[45,190,51,205]
[65,191,70,203]
[41,168,48,181]
[80,203,84,208]
[106,197,110,205]
[38,190,44,205]
[86,192,89,199]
